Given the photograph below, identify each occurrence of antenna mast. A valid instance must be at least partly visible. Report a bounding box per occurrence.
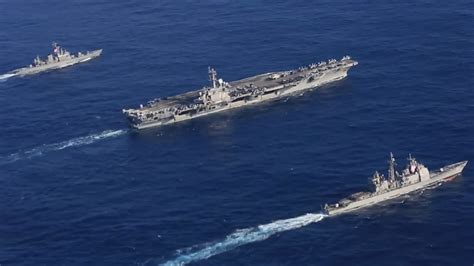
[388,152,396,181]
[208,67,217,88]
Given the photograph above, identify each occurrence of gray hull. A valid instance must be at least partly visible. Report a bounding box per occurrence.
[10,49,102,76]
[132,63,353,130]
[327,161,468,216]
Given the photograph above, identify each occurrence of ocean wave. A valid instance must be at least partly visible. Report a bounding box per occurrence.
[2,129,127,164]
[159,213,326,266]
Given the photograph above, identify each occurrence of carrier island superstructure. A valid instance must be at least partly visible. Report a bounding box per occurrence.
[122,56,358,129]
[324,153,468,216]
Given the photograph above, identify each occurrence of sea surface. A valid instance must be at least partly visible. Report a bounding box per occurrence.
[1,0,473,265]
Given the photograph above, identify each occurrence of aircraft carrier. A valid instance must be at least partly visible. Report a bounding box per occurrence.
[122,56,358,129]
[7,42,102,77]
[324,153,468,216]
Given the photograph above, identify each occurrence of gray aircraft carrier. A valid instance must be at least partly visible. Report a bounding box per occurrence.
[123,56,358,129]
[7,42,102,77]
[324,153,468,216]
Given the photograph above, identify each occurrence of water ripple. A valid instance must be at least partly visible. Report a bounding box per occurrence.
[158,213,326,266]
[1,129,127,164]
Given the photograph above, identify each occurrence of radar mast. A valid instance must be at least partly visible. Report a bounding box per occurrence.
[388,152,397,182]
[208,67,217,88]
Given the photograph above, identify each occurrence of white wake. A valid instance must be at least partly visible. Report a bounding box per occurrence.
[2,129,127,164]
[160,213,326,266]
[0,73,17,81]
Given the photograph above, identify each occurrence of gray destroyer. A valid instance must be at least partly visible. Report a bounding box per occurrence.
[324,153,468,216]
[7,42,102,77]
[123,56,358,129]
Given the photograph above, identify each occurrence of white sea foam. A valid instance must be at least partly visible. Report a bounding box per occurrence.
[0,73,17,81]
[2,129,127,164]
[160,213,326,266]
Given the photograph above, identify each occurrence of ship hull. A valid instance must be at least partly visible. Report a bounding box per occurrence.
[132,66,351,129]
[10,49,102,76]
[326,161,468,216]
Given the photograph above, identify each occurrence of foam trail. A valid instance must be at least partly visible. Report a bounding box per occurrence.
[0,73,17,81]
[160,213,326,266]
[2,129,127,164]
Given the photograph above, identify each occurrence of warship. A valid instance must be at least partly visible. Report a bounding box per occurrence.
[122,56,358,129]
[324,153,468,216]
[6,42,102,77]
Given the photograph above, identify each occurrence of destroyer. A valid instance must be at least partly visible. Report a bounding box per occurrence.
[6,42,102,77]
[123,56,357,129]
[324,153,468,216]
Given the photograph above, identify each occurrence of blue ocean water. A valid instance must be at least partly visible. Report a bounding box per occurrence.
[1,0,473,265]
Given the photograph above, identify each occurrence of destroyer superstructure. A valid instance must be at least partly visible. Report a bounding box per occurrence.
[7,42,102,77]
[123,56,357,129]
[324,153,468,216]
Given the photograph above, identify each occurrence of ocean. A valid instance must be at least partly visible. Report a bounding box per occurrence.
[1,0,473,265]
